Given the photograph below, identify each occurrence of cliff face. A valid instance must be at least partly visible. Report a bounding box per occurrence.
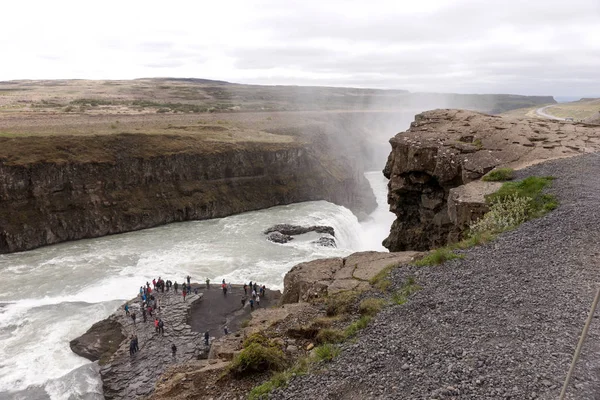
[383,109,600,251]
[0,134,375,253]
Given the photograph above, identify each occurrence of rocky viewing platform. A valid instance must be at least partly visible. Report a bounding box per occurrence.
[70,282,279,399]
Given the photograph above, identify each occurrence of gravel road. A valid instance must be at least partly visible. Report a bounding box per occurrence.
[273,153,600,400]
[536,106,566,121]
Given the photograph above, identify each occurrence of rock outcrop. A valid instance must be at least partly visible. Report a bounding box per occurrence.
[69,317,125,364]
[264,224,335,237]
[280,251,420,304]
[0,134,375,253]
[383,109,600,251]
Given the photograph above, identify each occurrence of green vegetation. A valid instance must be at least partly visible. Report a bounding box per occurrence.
[325,290,360,316]
[369,263,397,291]
[315,328,345,344]
[473,138,483,149]
[359,298,386,316]
[249,357,311,399]
[486,176,557,216]
[243,332,276,348]
[344,315,372,338]
[413,247,464,266]
[240,318,251,328]
[228,342,286,377]
[391,276,422,305]
[314,343,341,362]
[482,167,514,182]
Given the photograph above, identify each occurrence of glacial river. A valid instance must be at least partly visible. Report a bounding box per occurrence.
[0,172,394,400]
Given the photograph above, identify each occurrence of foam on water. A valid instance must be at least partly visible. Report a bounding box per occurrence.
[0,172,393,398]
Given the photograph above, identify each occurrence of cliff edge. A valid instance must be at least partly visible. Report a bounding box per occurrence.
[383,109,600,251]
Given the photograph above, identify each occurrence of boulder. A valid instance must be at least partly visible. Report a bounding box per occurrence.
[69,316,125,364]
[267,232,293,244]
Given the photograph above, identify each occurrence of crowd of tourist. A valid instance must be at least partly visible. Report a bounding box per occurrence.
[122,275,267,357]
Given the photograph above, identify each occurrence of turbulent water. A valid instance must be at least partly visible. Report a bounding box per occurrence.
[0,172,392,400]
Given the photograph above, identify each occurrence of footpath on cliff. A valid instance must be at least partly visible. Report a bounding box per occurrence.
[272,153,600,399]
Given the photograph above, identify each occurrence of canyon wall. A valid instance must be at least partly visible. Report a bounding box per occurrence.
[383,109,600,251]
[0,134,375,253]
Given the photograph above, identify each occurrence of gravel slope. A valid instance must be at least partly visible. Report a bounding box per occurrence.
[273,153,600,400]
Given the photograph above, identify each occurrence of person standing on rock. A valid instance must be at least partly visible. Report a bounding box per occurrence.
[249,298,254,310]
[154,318,159,333]
[131,312,137,325]
[182,287,187,301]
[224,326,228,335]
[174,281,178,293]
[124,304,130,316]
[204,331,209,346]
[187,275,191,286]
[158,318,164,335]
[222,282,227,296]
[252,289,256,299]
[133,334,139,352]
[206,278,210,289]
[241,296,246,307]
[129,338,136,356]
[256,294,260,307]
[171,343,177,357]
[142,307,147,323]
[243,283,248,295]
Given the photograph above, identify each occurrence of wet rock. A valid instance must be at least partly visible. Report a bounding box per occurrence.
[267,232,293,244]
[264,224,335,237]
[312,236,336,247]
[69,317,125,364]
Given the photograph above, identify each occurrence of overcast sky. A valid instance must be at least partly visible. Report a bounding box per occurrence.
[2,0,599,96]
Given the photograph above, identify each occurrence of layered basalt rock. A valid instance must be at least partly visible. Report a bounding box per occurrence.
[0,133,375,253]
[383,109,600,251]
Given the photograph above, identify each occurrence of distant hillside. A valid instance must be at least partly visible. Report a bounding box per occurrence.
[0,78,554,115]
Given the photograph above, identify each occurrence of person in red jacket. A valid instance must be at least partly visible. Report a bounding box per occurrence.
[154,318,159,333]
[182,287,187,301]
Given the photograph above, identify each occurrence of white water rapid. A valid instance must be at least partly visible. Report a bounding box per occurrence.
[0,172,393,400]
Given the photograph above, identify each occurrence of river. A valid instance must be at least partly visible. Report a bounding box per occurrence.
[0,171,393,400]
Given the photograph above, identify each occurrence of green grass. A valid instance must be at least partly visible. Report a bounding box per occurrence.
[482,168,514,182]
[249,357,311,399]
[315,328,345,344]
[392,276,422,305]
[326,290,360,316]
[359,298,386,316]
[314,343,341,362]
[486,176,557,217]
[243,332,275,349]
[344,315,372,338]
[369,263,398,292]
[240,318,251,328]
[413,248,464,267]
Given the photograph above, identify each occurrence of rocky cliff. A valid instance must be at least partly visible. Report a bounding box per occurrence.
[0,133,375,253]
[383,109,600,251]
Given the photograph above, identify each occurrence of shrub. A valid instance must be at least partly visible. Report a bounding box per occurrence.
[359,298,386,316]
[315,328,345,344]
[413,248,463,267]
[243,332,275,349]
[486,176,556,217]
[344,316,371,338]
[314,343,340,362]
[482,168,514,182]
[228,343,286,377]
[470,194,532,235]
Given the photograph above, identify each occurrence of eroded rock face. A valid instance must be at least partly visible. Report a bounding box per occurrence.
[280,251,421,304]
[0,134,374,254]
[313,237,336,247]
[383,109,600,251]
